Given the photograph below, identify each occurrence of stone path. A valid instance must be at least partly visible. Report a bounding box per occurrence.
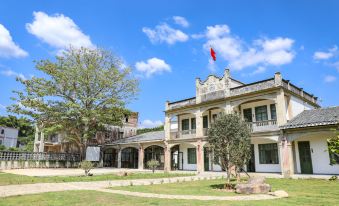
[0,175,287,201]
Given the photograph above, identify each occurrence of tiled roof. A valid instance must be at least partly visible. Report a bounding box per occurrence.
[112,131,165,144]
[281,106,339,129]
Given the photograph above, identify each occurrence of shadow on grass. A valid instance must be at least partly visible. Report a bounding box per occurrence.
[210,183,236,190]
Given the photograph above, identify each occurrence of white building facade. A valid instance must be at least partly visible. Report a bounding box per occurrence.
[0,126,18,148]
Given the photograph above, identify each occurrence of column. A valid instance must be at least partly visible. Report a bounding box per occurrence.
[196,141,204,173]
[276,89,287,126]
[117,149,122,168]
[138,145,144,170]
[195,110,203,137]
[280,135,294,178]
[38,131,45,152]
[34,125,39,152]
[164,114,171,140]
[164,145,171,172]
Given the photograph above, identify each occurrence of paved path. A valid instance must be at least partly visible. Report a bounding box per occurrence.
[0,175,287,201]
[97,189,282,201]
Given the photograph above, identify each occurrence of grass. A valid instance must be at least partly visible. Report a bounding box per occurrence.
[112,178,242,196]
[0,178,338,205]
[0,172,193,186]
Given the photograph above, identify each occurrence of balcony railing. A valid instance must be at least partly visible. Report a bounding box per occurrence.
[247,120,278,133]
[170,129,196,139]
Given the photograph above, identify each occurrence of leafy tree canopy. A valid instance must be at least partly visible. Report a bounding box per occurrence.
[8,47,139,157]
[137,125,164,135]
[208,113,251,185]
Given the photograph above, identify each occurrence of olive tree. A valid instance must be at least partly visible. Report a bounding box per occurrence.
[208,113,251,187]
[8,47,139,159]
[328,129,339,165]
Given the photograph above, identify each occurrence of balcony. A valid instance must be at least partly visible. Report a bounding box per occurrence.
[170,129,196,139]
[247,120,278,133]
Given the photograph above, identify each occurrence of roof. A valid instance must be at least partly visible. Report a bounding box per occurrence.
[111,131,165,144]
[281,106,339,129]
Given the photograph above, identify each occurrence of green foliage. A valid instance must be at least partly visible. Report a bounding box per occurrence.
[80,160,94,176]
[208,113,251,184]
[0,145,6,151]
[137,125,164,135]
[327,129,339,165]
[146,159,160,173]
[8,47,139,157]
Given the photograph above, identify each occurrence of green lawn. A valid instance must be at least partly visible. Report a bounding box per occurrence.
[0,178,338,205]
[0,172,193,186]
[112,178,243,196]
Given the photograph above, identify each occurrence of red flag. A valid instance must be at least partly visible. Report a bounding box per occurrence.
[210,47,216,61]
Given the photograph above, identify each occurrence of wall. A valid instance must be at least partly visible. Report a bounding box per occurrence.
[0,160,79,170]
[252,136,281,173]
[1,127,18,148]
[289,96,315,119]
[294,134,339,175]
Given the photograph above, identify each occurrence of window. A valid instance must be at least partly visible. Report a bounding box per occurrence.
[255,105,268,121]
[182,119,189,131]
[243,108,253,122]
[259,143,279,164]
[187,148,197,164]
[203,116,208,128]
[328,140,339,165]
[191,118,196,130]
[0,129,4,134]
[270,104,277,120]
[0,139,2,145]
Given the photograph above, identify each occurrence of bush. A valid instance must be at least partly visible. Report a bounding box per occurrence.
[80,160,93,176]
[147,159,160,173]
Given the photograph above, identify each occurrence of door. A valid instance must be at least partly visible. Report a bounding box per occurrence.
[204,147,210,171]
[246,144,255,172]
[298,141,313,174]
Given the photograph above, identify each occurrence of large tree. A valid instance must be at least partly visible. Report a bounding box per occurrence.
[208,113,251,187]
[8,47,139,158]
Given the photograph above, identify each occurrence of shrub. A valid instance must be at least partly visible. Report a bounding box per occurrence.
[147,159,160,173]
[80,160,93,176]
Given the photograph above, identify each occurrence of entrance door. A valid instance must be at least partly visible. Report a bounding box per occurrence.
[246,144,255,172]
[171,151,183,170]
[103,149,114,167]
[204,147,210,171]
[298,141,313,174]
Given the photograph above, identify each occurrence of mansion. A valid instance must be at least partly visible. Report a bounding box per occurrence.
[35,69,339,176]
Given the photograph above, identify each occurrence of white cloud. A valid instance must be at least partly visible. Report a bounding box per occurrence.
[138,119,163,129]
[251,66,266,75]
[202,24,295,70]
[1,69,27,80]
[173,16,189,28]
[313,46,337,60]
[142,23,189,45]
[324,75,337,83]
[135,57,171,77]
[0,24,28,58]
[0,104,6,110]
[26,11,94,51]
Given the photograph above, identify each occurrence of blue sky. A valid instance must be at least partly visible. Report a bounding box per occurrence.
[0,0,338,128]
